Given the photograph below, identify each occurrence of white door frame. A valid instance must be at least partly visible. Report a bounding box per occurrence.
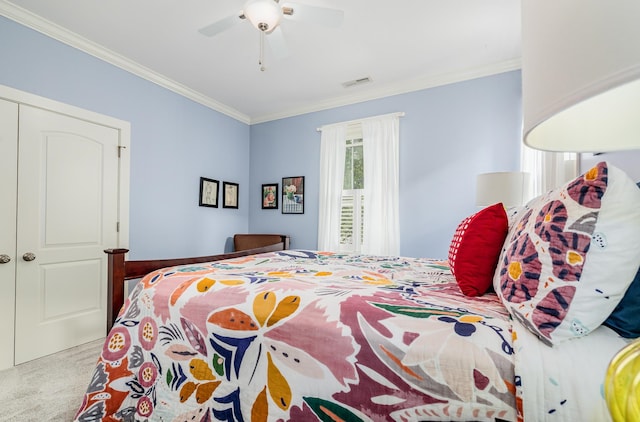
[0,84,130,251]
[0,84,130,370]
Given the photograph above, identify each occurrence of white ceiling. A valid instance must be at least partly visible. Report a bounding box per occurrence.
[0,0,521,124]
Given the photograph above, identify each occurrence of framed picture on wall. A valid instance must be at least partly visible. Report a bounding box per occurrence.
[223,181,239,209]
[199,177,219,208]
[262,183,279,209]
[282,176,304,214]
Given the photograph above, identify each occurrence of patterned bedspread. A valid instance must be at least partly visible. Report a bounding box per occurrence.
[74,250,518,422]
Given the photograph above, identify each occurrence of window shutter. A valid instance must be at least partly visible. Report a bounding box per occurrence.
[340,194,354,247]
[340,192,364,252]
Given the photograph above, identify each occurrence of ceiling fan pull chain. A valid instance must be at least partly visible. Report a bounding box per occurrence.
[259,31,266,72]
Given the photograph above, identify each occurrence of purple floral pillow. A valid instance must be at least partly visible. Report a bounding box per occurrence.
[493,162,640,346]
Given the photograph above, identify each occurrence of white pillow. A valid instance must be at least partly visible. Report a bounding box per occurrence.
[493,162,640,346]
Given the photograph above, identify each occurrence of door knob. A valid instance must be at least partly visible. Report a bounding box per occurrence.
[0,254,10,264]
[22,252,36,262]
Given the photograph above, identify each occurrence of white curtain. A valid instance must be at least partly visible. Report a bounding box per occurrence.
[317,124,346,251]
[361,116,400,256]
[521,144,578,197]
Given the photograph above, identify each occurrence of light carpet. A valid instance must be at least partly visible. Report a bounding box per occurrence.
[0,338,104,422]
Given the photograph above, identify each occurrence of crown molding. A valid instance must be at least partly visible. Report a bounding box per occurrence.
[250,58,522,124]
[2,1,520,127]
[0,1,251,124]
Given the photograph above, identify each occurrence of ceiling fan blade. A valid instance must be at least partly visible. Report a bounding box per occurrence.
[267,26,290,59]
[283,3,344,28]
[198,13,242,37]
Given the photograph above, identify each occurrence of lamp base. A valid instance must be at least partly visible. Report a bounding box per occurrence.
[605,338,640,421]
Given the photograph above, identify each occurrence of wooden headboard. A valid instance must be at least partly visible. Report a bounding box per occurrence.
[234,233,290,251]
[104,234,290,332]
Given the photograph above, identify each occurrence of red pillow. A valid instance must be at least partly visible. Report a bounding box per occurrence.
[448,203,508,296]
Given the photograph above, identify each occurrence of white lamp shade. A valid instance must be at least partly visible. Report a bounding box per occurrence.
[522,0,640,152]
[243,0,282,32]
[476,172,531,207]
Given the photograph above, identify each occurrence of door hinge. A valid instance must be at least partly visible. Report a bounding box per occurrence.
[118,145,126,158]
[116,222,120,232]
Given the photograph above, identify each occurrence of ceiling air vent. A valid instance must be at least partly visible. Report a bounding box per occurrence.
[342,76,372,88]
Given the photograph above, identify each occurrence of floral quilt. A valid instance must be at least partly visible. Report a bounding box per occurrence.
[74,250,518,422]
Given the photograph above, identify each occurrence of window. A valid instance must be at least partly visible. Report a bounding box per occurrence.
[340,128,364,251]
[521,144,578,196]
[318,113,400,256]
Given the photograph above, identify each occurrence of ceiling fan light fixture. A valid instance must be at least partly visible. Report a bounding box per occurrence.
[243,0,282,33]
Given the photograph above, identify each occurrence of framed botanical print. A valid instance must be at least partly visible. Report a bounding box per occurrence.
[282,176,304,214]
[199,177,219,208]
[262,183,278,209]
[223,181,239,209]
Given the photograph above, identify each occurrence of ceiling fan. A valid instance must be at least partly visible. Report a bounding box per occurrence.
[198,0,344,71]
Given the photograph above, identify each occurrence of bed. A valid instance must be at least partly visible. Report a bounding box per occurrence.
[74,162,640,422]
[104,234,290,332]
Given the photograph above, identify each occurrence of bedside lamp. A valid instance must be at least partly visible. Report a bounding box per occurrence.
[476,172,531,208]
[522,1,640,153]
[521,2,640,420]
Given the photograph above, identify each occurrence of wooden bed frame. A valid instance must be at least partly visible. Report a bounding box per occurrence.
[104,234,290,332]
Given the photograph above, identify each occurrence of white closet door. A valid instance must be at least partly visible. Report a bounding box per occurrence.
[0,99,18,370]
[14,105,119,364]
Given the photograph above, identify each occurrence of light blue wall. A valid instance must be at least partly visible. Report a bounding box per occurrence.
[249,71,523,258]
[0,16,250,259]
[1,16,523,260]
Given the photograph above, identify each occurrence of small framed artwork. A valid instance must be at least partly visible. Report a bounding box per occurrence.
[199,177,219,208]
[223,181,239,209]
[262,183,279,209]
[282,176,304,214]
